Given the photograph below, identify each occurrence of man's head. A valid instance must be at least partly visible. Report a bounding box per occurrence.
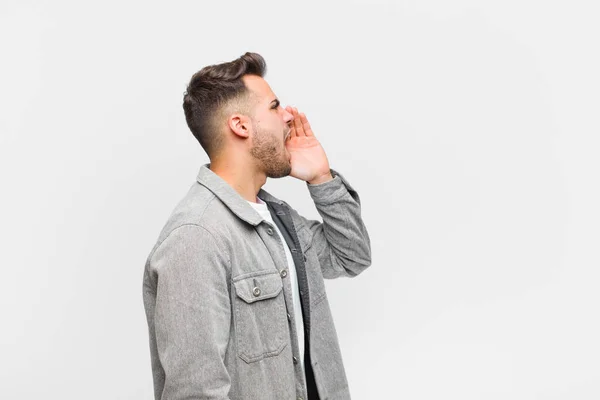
[183,52,294,178]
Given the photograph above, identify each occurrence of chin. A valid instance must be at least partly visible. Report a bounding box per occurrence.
[266,161,292,179]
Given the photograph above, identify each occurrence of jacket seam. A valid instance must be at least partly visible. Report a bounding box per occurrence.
[150,195,231,267]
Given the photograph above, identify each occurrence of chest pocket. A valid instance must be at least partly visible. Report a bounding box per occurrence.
[233,271,288,363]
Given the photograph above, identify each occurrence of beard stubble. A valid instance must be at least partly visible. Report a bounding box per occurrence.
[250,122,291,179]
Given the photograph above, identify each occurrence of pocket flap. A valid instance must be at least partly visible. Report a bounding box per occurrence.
[233,273,283,304]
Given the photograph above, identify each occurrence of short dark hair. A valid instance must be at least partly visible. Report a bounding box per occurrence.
[182,52,267,159]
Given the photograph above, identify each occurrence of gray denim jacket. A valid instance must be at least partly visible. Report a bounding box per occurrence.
[142,164,372,400]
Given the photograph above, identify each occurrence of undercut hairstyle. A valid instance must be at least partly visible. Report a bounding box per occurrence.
[182,52,267,159]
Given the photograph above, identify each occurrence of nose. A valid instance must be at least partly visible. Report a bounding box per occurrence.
[283,106,294,124]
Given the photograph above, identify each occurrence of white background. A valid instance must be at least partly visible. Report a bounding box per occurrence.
[1,0,599,398]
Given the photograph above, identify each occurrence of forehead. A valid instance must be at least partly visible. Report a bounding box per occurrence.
[243,75,275,102]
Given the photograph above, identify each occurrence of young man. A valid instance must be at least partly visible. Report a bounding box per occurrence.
[142,52,372,400]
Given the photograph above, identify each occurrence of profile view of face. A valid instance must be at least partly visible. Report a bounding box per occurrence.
[242,75,294,178]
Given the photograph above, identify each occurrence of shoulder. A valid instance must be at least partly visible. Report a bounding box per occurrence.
[147,183,234,264]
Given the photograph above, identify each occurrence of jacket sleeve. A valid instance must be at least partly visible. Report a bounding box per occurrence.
[150,224,232,399]
[289,168,372,279]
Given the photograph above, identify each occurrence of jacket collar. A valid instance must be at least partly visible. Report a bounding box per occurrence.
[196,163,286,226]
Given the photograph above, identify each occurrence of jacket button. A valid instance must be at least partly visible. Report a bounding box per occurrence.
[267,228,274,235]
[252,287,261,297]
[287,313,292,321]
[280,269,288,278]
[293,356,298,365]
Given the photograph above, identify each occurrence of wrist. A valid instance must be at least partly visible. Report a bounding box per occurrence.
[308,171,334,185]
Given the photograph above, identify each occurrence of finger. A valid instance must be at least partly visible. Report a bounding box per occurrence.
[299,112,314,137]
[285,106,297,138]
[287,107,297,138]
[293,107,304,136]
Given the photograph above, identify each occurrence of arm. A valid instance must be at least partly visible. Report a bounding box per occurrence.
[151,224,231,399]
[283,107,371,279]
[291,168,372,279]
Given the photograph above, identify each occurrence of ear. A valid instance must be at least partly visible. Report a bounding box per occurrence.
[228,114,251,139]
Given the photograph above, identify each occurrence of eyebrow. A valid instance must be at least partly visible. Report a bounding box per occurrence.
[270,99,280,108]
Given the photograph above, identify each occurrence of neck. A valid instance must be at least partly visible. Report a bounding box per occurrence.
[209,156,266,203]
